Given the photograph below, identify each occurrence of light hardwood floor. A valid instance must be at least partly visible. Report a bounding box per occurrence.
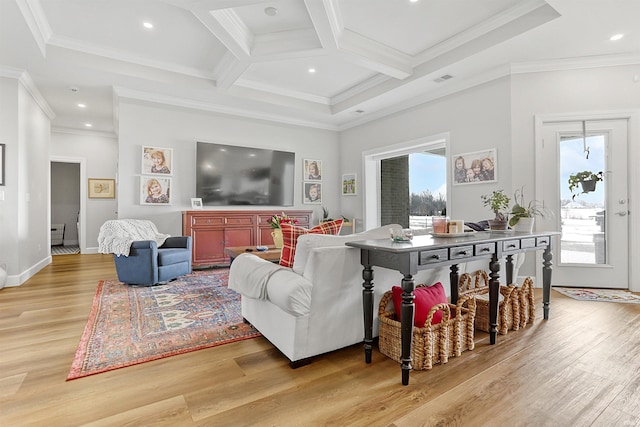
[1,254,640,426]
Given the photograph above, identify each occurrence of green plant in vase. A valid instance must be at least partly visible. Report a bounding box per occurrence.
[568,170,603,200]
[509,187,548,231]
[481,190,510,230]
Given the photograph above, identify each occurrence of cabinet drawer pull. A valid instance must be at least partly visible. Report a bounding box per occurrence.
[481,247,490,252]
[431,254,440,260]
[539,239,548,245]
[508,244,517,248]
[457,250,468,256]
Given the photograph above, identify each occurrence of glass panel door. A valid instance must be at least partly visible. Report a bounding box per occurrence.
[559,134,606,265]
[538,119,628,289]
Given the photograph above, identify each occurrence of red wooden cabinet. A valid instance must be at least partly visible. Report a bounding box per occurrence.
[182,209,312,267]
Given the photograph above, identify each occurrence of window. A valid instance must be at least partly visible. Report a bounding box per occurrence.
[363,133,449,230]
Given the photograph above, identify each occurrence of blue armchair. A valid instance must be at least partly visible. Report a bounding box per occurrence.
[113,236,192,286]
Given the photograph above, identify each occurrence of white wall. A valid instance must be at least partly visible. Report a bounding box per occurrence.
[0,77,19,280]
[0,76,51,286]
[339,77,512,224]
[340,65,639,282]
[51,131,118,250]
[116,101,341,236]
[511,64,640,280]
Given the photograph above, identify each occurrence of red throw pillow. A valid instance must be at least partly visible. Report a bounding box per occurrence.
[279,219,343,268]
[391,282,447,326]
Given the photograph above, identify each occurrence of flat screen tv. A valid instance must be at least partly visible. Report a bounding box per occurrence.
[196,142,295,206]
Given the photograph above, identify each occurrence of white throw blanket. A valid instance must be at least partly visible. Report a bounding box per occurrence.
[98,219,170,256]
[228,253,287,300]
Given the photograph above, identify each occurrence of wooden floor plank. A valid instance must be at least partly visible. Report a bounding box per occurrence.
[1,254,640,426]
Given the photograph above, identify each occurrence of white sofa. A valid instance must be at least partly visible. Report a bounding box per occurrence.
[228,225,523,366]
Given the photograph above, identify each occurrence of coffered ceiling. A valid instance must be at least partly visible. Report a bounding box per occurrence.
[1,0,639,133]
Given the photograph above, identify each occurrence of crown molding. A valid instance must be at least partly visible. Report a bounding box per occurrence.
[251,29,322,57]
[303,0,341,50]
[48,35,215,80]
[16,0,51,57]
[113,86,339,131]
[338,29,412,79]
[337,64,511,131]
[414,0,553,65]
[330,73,390,106]
[51,126,116,138]
[0,65,24,80]
[511,53,640,74]
[235,78,331,105]
[213,52,249,89]
[0,66,54,118]
[204,8,253,58]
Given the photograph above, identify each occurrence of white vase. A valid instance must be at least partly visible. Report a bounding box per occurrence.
[513,217,535,233]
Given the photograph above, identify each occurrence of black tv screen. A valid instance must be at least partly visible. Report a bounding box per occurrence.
[196,142,295,206]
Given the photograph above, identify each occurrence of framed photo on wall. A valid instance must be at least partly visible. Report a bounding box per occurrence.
[452,148,497,185]
[141,176,171,205]
[88,178,115,198]
[342,173,356,195]
[303,159,322,181]
[142,146,173,175]
[303,182,322,204]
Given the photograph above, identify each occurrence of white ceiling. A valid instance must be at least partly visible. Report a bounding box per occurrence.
[1,0,639,134]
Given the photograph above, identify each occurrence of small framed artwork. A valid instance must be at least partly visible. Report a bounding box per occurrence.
[0,143,5,186]
[342,173,356,195]
[141,176,171,205]
[452,148,497,185]
[191,197,203,209]
[88,178,115,198]
[303,159,322,181]
[142,146,173,175]
[303,182,322,204]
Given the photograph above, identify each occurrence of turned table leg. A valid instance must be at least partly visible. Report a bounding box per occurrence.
[400,274,416,385]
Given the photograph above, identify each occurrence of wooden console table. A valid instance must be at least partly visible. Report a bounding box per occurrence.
[346,230,559,386]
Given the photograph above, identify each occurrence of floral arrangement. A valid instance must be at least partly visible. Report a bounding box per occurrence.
[267,212,298,229]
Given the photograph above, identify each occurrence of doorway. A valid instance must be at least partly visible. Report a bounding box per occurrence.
[50,156,87,254]
[536,116,629,289]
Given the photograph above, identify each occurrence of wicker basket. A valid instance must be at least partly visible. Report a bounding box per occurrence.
[378,285,476,370]
[459,271,516,335]
[513,277,535,328]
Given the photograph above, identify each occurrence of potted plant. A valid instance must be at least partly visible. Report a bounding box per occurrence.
[481,190,510,230]
[568,170,603,200]
[509,187,548,232]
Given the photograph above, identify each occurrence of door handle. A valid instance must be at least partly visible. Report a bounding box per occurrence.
[615,211,628,216]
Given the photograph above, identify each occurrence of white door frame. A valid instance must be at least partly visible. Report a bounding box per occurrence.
[534,110,640,291]
[50,156,87,254]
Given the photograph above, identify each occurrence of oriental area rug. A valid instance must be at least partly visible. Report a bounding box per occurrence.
[554,287,640,304]
[67,269,260,380]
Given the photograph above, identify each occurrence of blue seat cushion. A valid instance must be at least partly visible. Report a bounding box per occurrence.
[157,248,191,266]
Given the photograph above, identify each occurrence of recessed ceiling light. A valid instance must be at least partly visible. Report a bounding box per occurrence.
[409,0,419,3]
[143,22,154,29]
[264,7,278,16]
[77,103,86,108]
[308,68,316,74]
[610,33,624,41]
[84,123,93,128]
